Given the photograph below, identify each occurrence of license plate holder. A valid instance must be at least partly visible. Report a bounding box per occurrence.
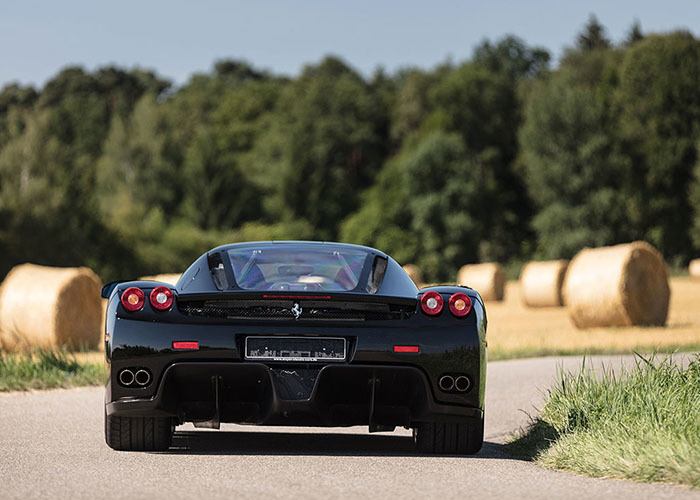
[244,336,347,362]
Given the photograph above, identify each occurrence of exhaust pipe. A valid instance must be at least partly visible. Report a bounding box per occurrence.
[438,375,455,392]
[134,369,151,387]
[118,369,135,386]
[454,375,471,392]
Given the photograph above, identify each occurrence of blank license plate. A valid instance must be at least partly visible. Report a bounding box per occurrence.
[245,336,346,362]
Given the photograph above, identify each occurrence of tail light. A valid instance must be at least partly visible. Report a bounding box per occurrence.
[393,345,420,353]
[172,341,199,350]
[121,287,145,312]
[448,292,472,317]
[150,286,174,311]
[420,291,444,316]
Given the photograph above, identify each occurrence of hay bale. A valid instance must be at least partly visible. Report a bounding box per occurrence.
[457,263,505,301]
[689,259,700,280]
[140,273,181,285]
[563,241,670,328]
[520,260,569,308]
[0,264,102,350]
[402,265,423,287]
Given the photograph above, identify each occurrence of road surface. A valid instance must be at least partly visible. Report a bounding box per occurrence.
[0,355,697,499]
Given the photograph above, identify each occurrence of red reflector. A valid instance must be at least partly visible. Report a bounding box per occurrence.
[172,341,199,350]
[393,345,420,353]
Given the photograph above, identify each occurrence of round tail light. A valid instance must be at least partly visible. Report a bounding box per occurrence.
[420,291,444,316]
[149,286,174,311]
[121,287,145,312]
[448,292,472,317]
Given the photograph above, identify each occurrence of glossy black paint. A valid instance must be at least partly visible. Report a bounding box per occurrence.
[105,241,487,429]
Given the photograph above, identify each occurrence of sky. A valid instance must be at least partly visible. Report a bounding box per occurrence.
[1,0,699,88]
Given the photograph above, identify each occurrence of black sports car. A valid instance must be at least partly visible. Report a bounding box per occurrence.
[103,241,487,454]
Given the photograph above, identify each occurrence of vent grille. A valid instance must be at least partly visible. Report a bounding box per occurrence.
[178,299,414,322]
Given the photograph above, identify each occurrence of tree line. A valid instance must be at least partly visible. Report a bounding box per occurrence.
[1,17,700,282]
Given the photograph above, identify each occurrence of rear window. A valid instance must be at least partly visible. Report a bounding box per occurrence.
[227,246,370,292]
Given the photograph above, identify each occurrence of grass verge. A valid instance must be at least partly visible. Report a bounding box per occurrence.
[0,349,107,391]
[488,343,700,361]
[507,354,700,488]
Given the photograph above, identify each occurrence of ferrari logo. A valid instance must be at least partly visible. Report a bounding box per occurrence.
[291,303,302,320]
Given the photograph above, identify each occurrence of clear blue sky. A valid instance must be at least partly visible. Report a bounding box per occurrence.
[1,0,698,88]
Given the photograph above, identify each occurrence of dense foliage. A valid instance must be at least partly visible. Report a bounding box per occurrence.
[1,18,700,281]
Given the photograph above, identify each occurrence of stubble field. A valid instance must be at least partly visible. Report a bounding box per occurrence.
[488,276,700,360]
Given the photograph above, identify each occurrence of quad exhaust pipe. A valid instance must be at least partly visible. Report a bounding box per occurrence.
[118,368,151,387]
[438,374,471,393]
[118,369,135,386]
[438,375,455,391]
[454,375,470,392]
[135,369,151,386]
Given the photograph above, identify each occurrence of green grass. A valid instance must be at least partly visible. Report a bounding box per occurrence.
[0,349,107,391]
[507,354,700,488]
[488,344,700,361]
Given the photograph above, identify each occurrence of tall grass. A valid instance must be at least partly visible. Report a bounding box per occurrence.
[508,354,700,488]
[0,349,107,391]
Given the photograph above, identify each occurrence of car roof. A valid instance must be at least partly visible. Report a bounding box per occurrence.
[209,240,388,258]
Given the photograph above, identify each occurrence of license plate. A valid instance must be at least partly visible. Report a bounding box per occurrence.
[244,336,346,362]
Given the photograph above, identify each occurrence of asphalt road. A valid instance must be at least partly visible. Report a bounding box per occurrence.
[0,355,697,500]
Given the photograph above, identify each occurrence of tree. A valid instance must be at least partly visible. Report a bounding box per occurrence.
[403,133,495,279]
[340,153,415,265]
[96,94,177,224]
[473,35,550,80]
[0,66,171,278]
[389,69,437,147]
[576,15,611,51]
[0,84,38,148]
[625,20,644,46]
[266,57,387,239]
[180,126,262,229]
[616,32,700,261]
[691,157,700,252]
[519,66,633,258]
[427,63,532,261]
[343,132,496,281]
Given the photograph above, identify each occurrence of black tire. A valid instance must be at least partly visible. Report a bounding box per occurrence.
[105,413,174,451]
[413,418,484,455]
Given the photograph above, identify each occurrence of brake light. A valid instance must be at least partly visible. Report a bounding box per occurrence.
[172,341,199,350]
[394,345,420,353]
[261,294,332,300]
[420,291,444,316]
[121,287,145,312]
[149,286,174,311]
[448,292,472,317]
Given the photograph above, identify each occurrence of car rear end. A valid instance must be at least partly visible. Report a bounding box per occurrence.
[104,242,486,454]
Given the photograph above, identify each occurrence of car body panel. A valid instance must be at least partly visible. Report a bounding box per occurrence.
[105,242,487,431]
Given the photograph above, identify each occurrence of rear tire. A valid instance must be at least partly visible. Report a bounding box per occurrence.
[105,413,174,451]
[413,418,484,455]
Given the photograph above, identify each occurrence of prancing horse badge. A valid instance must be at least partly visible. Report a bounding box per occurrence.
[291,302,302,320]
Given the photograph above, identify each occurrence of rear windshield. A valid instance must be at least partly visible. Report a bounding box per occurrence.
[227,246,369,292]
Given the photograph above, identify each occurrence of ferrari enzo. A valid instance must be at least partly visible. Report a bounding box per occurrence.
[103,241,487,454]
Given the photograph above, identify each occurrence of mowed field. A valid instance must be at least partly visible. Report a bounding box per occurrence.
[488,276,700,360]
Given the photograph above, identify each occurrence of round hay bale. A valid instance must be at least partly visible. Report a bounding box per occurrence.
[457,263,505,301]
[0,264,102,350]
[520,260,569,308]
[402,265,423,287]
[140,274,181,285]
[689,259,700,280]
[563,241,670,328]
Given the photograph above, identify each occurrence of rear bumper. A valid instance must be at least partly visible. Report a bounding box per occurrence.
[106,362,483,427]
